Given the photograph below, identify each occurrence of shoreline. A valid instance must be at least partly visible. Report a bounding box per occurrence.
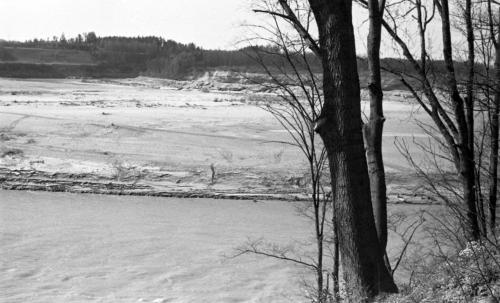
[0,167,439,205]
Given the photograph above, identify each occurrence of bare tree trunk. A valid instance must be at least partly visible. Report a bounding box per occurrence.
[439,0,480,240]
[465,0,488,237]
[490,40,500,231]
[377,0,484,241]
[362,0,390,270]
[310,0,397,299]
[316,235,324,300]
[312,176,324,301]
[465,0,475,156]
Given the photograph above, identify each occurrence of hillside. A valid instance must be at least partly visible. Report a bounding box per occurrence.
[0,35,265,79]
[0,35,443,92]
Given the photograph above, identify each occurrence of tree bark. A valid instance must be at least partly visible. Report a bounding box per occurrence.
[332,215,340,301]
[310,0,397,299]
[362,0,390,270]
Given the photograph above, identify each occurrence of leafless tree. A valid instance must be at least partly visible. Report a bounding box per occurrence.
[238,2,335,301]
[247,0,398,300]
[363,0,392,271]
[476,0,500,232]
[363,0,485,240]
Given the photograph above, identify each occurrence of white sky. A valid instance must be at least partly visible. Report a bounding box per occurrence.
[0,0,443,57]
[0,0,257,49]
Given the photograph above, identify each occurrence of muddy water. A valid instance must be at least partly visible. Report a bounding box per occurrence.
[0,190,439,302]
[1,190,312,303]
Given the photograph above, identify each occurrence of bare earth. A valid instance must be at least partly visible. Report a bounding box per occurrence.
[0,77,437,203]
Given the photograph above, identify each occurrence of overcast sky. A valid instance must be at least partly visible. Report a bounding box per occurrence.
[0,0,258,49]
[0,0,443,57]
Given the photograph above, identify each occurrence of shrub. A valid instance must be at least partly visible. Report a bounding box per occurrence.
[381,240,500,303]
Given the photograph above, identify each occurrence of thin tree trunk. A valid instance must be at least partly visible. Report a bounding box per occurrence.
[363,0,390,270]
[317,234,324,301]
[310,0,397,299]
[465,0,474,155]
[490,40,500,231]
[439,0,480,240]
[312,177,324,301]
[465,0,487,237]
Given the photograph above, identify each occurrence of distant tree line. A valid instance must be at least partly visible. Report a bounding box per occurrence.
[0,32,478,81]
[0,33,284,79]
[0,32,97,51]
